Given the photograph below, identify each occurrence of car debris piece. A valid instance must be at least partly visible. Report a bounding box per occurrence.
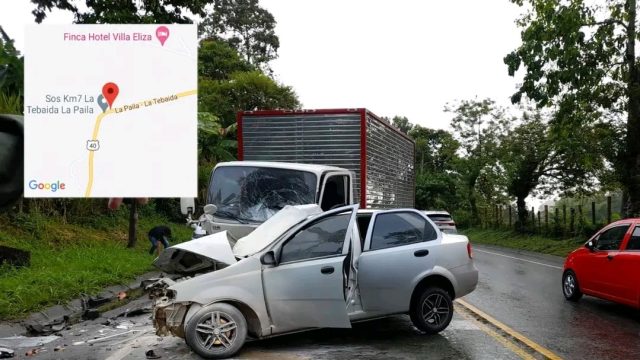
[53,345,64,352]
[117,291,127,301]
[0,347,14,358]
[145,349,161,359]
[24,348,40,357]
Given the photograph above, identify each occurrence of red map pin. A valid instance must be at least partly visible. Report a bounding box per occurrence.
[102,82,119,108]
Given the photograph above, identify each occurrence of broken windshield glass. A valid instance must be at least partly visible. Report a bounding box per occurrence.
[207,166,317,223]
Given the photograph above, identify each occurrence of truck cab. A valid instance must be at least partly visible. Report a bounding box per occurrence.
[182,161,354,238]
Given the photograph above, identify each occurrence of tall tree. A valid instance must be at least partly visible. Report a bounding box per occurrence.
[31,0,207,23]
[505,0,640,216]
[0,26,23,100]
[392,116,413,134]
[200,0,279,70]
[446,98,509,224]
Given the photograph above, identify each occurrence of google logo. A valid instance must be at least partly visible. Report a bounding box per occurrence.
[28,180,66,192]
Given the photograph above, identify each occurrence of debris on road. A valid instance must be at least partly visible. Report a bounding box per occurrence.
[53,345,64,352]
[118,291,127,301]
[24,348,41,356]
[0,335,59,348]
[0,347,14,358]
[145,349,161,359]
[72,330,143,345]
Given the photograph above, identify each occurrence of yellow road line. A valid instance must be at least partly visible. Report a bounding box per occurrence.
[455,304,536,360]
[456,299,563,360]
[84,89,197,197]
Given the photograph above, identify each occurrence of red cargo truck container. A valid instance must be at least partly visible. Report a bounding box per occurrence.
[237,108,415,209]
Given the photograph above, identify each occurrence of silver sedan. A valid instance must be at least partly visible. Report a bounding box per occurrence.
[152,204,478,359]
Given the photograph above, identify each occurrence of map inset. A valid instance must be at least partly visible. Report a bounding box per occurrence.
[24,24,198,198]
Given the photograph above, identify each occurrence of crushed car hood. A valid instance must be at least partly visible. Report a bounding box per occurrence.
[154,204,322,275]
[154,231,237,275]
[233,204,322,258]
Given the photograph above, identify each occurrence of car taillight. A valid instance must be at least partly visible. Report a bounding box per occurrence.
[467,242,473,259]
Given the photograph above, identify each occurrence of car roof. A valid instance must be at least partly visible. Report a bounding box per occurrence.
[608,218,640,225]
[422,210,451,216]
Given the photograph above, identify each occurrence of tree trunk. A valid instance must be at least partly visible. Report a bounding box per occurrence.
[625,0,640,217]
[127,199,138,248]
[516,196,527,232]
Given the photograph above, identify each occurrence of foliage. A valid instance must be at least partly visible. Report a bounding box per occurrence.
[392,116,413,134]
[199,38,254,80]
[198,112,238,162]
[200,0,279,71]
[31,0,208,23]
[445,98,510,224]
[506,0,640,216]
[461,228,584,257]
[199,70,300,126]
[0,26,23,101]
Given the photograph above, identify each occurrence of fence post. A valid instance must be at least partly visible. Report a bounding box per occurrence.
[562,204,567,229]
[607,196,612,223]
[570,208,575,234]
[555,207,560,230]
[537,211,541,231]
[591,201,596,225]
[544,205,549,231]
[531,206,535,227]
[508,206,512,228]
[499,205,503,227]
[484,206,488,229]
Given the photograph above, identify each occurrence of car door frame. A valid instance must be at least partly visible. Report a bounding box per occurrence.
[581,223,632,299]
[318,171,354,209]
[357,208,442,314]
[260,204,359,334]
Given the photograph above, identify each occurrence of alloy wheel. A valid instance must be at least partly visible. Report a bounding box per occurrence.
[421,293,450,327]
[564,273,576,297]
[195,311,238,352]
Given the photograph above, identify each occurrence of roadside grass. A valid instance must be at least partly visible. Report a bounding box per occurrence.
[460,228,585,258]
[0,211,192,320]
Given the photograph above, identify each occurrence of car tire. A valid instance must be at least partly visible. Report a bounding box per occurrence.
[562,269,583,302]
[410,287,454,334]
[184,303,247,359]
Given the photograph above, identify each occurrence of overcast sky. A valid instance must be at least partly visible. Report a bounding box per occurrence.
[1,0,524,130]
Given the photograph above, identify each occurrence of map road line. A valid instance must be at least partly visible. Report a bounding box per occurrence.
[84,89,197,197]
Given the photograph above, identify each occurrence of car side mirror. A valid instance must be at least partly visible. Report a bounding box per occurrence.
[203,204,218,215]
[586,240,595,252]
[260,251,278,266]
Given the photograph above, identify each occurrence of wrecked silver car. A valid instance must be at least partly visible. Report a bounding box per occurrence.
[152,204,478,359]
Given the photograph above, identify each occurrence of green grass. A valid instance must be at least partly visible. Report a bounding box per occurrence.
[460,228,586,258]
[0,211,192,320]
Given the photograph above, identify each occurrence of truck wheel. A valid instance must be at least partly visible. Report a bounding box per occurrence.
[185,303,247,359]
[410,287,453,334]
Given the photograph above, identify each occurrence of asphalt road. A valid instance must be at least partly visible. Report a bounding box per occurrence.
[2,244,639,359]
[466,244,640,360]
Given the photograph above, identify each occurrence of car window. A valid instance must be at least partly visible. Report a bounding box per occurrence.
[595,225,629,251]
[280,213,350,263]
[626,226,640,251]
[370,212,437,251]
[427,214,453,222]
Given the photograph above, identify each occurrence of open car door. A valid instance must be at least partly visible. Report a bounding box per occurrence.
[261,205,358,334]
[319,171,354,211]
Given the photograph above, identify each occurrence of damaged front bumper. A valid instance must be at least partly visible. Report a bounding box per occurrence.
[153,298,190,338]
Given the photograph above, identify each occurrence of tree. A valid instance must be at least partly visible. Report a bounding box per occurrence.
[200,0,279,70]
[31,0,207,23]
[505,0,640,216]
[392,116,413,134]
[446,98,509,224]
[0,26,23,100]
[199,70,300,126]
[409,126,461,210]
[198,112,237,162]
[199,39,253,81]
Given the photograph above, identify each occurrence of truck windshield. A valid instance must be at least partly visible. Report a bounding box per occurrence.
[207,166,317,223]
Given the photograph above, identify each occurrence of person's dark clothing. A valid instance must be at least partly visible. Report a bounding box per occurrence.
[148,226,172,255]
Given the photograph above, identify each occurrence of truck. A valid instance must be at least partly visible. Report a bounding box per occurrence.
[182,108,415,238]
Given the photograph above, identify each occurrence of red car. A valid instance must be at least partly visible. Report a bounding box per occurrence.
[562,219,640,308]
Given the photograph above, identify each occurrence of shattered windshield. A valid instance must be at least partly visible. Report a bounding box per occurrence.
[207,166,317,223]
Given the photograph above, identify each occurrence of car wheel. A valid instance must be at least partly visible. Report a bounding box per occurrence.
[184,303,247,359]
[562,269,583,301]
[410,287,453,334]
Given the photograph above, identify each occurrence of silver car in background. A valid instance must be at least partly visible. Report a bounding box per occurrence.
[424,210,458,234]
[152,204,478,359]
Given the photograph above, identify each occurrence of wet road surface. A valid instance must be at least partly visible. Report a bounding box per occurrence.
[467,244,640,360]
[3,244,639,359]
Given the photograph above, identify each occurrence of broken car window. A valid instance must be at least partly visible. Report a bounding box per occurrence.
[280,213,350,263]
